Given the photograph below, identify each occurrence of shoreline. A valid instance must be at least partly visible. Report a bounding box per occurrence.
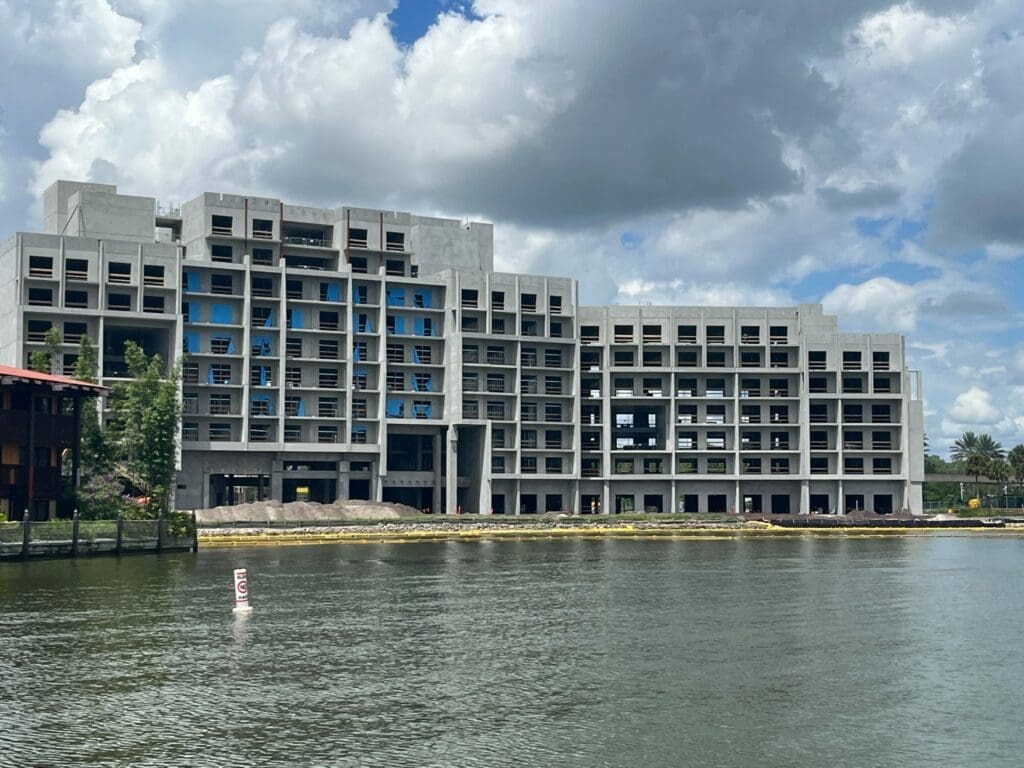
[198,520,1023,546]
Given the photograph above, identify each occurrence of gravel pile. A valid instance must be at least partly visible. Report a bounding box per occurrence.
[195,499,420,525]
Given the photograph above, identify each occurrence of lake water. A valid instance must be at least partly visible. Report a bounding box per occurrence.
[2,535,1023,767]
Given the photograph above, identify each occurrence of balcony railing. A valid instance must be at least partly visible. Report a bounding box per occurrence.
[284,236,329,248]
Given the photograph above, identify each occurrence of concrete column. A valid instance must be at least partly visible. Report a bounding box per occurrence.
[372,460,383,502]
[734,479,741,515]
[201,470,211,509]
[800,479,810,515]
[445,424,458,514]
[271,462,284,501]
[336,459,349,502]
[479,421,492,514]
[432,431,443,515]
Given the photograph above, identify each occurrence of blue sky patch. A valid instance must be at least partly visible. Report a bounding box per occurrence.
[855,215,926,253]
[620,231,642,250]
[389,1,480,46]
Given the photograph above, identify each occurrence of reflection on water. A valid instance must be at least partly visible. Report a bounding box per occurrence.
[2,536,1023,767]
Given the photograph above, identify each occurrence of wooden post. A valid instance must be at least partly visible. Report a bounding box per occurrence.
[21,510,30,560]
[115,514,124,555]
[156,514,164,554]
[27,393,36,512]
[71,510,80,557]
[71,397,81,491]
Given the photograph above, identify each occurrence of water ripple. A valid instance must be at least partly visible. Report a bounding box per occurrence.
[2,537,1023,766]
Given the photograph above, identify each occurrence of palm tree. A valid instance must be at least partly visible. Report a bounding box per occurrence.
[950,432,980,465]
[951,432,1005,503]
[976,434,1005,460]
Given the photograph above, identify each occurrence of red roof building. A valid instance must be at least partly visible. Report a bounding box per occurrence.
[0,365,107,520]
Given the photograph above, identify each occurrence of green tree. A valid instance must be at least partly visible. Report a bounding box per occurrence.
[29,327,63,374]
[950,432,978,462]
[77,471,130,520]
[73,334,98,384]
[1008,445,1024,495]
[951,432,1004,503]
[106,341,181,515]
[976,434,1006,460]
[73,334,107,473]
[964,454,989,502]
[988,458,1011,507]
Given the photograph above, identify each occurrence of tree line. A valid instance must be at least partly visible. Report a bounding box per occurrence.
[926,431,1024,504]
[30,328,181,519]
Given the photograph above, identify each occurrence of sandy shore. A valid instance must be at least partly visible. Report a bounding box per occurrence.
[198,519,1020,546]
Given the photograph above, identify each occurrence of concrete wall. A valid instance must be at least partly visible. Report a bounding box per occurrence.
[42,180,117,235]
[0,235,21,366]
[413,218,494,274]
[66,190,156,242]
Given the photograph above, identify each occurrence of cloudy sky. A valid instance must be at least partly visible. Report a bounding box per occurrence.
[1,0,1022,455]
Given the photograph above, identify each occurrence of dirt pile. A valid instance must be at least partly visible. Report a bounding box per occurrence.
[195,499,421,525]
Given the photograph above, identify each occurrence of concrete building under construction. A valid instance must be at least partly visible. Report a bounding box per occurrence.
[0,180,925,515]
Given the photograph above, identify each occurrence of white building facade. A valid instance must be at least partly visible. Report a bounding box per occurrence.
[0,181,925,515]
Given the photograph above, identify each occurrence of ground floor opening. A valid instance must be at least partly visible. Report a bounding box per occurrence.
[282,478,336,503]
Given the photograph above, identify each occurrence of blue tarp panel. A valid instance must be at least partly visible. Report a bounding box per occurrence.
[411,348,421,364]
[263,310,274,328]
[288,308,304,329]
[183,271,200,293]
[356,314,372,332]
[183,302,196,323]
[424,375,432,392]
[414,318,426,336]
[183,332,199,353]
[354,286,367,304]
[413,403,432,418]
[207,366,215,384]
[252,335,273,356]
[352,426,367,436]
[393,316,406,335]
[325,282,340,302]
[386,288,405,307]
[297,398,305,417]
[414,290,431,308]
[258,366,268,386]
[353,344,364,362]
[210,304,233,324]
[385,399,404,417]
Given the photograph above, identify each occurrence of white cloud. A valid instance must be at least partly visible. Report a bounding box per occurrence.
[949,385,1001,425]
[0,0,140,73]
[614,279,792,308]
[34,60,243,204]
[3,0,1024,459]
[851,3,962,66]
[821,277,922,331]
[821,273,1011,333]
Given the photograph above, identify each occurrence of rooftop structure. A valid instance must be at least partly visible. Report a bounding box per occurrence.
[0,180,925,515]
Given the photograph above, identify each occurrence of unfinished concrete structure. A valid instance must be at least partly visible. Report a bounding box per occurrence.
[0,180,925,514]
